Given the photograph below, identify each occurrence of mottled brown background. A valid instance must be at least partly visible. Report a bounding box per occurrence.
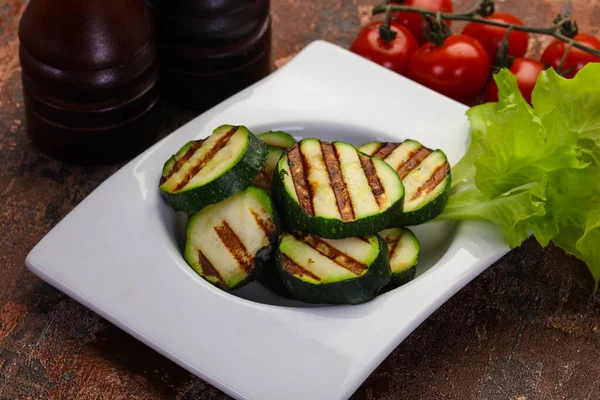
[1,0,599,399]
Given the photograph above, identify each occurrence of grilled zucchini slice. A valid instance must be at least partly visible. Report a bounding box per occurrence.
[252,146,285,193]
[379,228,419,292]
[272,139,405,239]
[183,187,279,290]
[253,131,297,192]
[359,140,451,226]
[257,131,297,149]
[276,231,391,305]
[160,125,267,214]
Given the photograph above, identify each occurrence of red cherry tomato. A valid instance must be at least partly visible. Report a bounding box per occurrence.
[462,12,529,63]
[541,33,600,78]
[407,34,491,104]
[394,0,453,45]
[484,58,546,104]
[350,21,419,76]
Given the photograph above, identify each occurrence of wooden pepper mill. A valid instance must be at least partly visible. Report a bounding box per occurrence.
[150,0,272,110]
[19,0,162,164]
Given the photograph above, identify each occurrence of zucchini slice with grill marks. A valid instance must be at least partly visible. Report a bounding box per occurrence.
[379,228,419,292]
[359,140,451,226]
[160,124,267,214]
[252,146,285,192]
[184,187,279,290]
[272,139,405,239]
[257,131,297,149]
[276,231,391,304]
[253,131,297,192]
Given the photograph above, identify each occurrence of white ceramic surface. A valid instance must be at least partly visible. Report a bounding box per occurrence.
[26,41,510,400]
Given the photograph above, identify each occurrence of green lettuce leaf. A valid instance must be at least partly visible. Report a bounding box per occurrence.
[450,103,493,186]
[438,63,600,290]
[532,64,600,165]
[539,168,600,290]
[451,69,525,187]
[439,181,551,248]
[532,64,600,139]
[474,105,585,198]
[451,69,585,195]
[495,68,532,109]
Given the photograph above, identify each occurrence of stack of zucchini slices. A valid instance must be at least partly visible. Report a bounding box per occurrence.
[160,125,451,305]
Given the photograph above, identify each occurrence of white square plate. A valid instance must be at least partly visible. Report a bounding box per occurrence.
[26,41,510,400]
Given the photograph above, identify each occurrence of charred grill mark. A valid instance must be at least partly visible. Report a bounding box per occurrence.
[396,147,433,180]
[359,154,387,209]
[410,162,451,201]
[385,237,399,261]
[281,254,321,281]
[214,221,254,272]
[357,237,371,243]
[160,141,204,185]
[198,249,227,289]
[250,209,276,237]
[173,127,239,192]
[321,142,355,221]
[263,169,274,188]
[373,142,400,160]
[292,231,367,275]
[288,145,315,216]
[364,142,384,157]
[254,168,269,189]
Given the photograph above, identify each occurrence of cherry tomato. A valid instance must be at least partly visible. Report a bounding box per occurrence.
[350,21,419,75]
[462,12,529,63]
[541,33,600,78]
[407,34,491,104]
[484,58,545,104]
[394,0,453,45]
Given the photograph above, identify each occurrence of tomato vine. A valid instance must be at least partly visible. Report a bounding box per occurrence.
[372,0,600,73]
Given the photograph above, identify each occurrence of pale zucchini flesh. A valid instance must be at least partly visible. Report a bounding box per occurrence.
[379,228,420,292]
[272,139,405,239]
[160,125,267,214]
[276,231,391,304]
[257,131,297,149]
[359,140,451,226]
[252,146,285,193]
[161,140,201,176]
[184,187,279,290]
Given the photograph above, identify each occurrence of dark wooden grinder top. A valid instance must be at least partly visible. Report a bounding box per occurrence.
[19,0,162,164]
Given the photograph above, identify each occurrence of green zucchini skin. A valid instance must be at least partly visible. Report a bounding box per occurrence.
[251,146,285,193]
[358,141,451,227]
[252,131,295,192]
[184,187,280,290]
[162,140,196,176]
[249,244,281,290]
[400,174,451,226]
[255,255,293,298]
[160,126,267,214]
[272,175,403,238]
[385,268,416,292]
[379,228,420,293]
[276,234,391,305]
[271,140,405,239]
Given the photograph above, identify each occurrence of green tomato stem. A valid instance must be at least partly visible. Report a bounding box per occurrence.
[557,41,575,75]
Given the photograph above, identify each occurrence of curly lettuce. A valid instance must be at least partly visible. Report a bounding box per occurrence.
[438,63,600,290]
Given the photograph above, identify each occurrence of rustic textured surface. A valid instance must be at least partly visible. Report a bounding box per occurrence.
[1,0,600,399]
